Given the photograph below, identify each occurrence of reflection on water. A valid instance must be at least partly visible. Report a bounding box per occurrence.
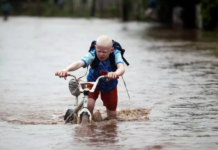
[75,123,119,146]
[0,17,218,150]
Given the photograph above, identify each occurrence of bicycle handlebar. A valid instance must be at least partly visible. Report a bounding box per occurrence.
[55,72,119,93]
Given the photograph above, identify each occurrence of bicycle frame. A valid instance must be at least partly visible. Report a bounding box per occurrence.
[65,74,107,124]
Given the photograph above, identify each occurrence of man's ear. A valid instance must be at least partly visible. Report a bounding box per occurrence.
[111,47,114,53]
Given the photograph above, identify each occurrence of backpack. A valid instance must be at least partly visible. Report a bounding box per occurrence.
[88,40,130,70]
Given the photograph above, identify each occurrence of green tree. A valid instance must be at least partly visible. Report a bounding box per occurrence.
[200,0,218,30]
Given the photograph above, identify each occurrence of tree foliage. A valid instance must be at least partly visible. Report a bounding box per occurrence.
[156,0,218,30]
[2,0,218,30]
[200,0,218,30]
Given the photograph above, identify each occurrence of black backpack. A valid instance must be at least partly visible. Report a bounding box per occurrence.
[88,40,130,70]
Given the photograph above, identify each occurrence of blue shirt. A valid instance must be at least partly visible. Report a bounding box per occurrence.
[81,49,124,92]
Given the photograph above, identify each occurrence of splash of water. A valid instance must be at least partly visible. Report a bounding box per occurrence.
[117,108,150,121]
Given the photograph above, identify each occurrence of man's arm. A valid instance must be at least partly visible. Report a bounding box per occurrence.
[115,63,125,76]
[63,60,85,72]
[107,63,125,79]
[55,60,85,79]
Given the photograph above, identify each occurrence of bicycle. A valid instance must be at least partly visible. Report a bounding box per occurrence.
[55,71,119,124]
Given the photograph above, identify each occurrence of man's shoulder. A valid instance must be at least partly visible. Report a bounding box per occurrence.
[113,49,121,55]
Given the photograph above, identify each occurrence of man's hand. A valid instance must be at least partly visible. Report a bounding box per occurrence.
[106,72,119,81]
[55,61,85,80]
[55,70,68,80]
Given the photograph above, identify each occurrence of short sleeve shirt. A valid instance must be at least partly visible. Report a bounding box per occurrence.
[81,48,124,92]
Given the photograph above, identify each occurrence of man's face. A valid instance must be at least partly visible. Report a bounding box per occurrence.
[95,45,114,61]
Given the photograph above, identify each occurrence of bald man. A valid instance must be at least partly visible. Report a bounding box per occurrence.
[56,35,125,119]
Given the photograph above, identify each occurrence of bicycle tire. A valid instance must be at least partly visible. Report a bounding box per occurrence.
[81,112,89,125]
[64,109,74,121]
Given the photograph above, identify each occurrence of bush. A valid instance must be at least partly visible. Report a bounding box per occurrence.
[108,6,118,18]
[200,0,218,30]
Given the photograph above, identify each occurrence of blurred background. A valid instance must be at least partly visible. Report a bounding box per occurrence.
[1,0,218,31]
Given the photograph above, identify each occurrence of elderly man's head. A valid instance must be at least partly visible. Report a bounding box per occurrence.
[95,35,114,61]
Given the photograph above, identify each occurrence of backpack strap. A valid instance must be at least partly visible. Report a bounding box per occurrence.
[112,40,130,66]
[88,41,98,69]
[89,41,96,52]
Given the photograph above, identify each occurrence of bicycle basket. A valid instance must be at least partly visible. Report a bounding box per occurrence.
[69,79,80,97]
[69,79,85,97]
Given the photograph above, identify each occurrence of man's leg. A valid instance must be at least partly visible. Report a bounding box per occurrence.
[107,109,117,118]
[86,83,99,115]
[101,87,118,119]
[88,97,95,115]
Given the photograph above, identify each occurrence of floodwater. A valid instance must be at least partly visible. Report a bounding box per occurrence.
[0,17,218,150]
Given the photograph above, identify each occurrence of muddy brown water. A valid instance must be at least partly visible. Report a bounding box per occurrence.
[0,17,218,150]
